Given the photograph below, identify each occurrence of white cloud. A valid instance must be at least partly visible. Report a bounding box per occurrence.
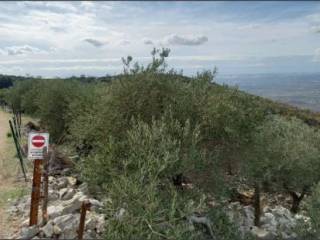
[0,65,24,75]
[18,2,78,14]
[80,1,95,10]
[50,26,67,33]
[306,13,320,24]
[143,38,154,45]
[84,38,107,47]
[163,34,208,46]
[237,24,260,30]
[119,39,130,45]
[313,48,320,62]
[0,58,122,65]
[310,25,320,33]
[39,65,120,71]
[0,45,47,56]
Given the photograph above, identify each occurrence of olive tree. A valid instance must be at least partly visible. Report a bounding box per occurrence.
[244,115,320,226]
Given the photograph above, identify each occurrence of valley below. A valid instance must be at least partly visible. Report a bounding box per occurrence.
[217,73,320,112]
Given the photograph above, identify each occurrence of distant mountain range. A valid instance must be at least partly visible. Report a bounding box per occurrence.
[217,73,320,113]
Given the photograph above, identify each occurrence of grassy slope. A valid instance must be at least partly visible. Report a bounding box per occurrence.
[0,110,31,238]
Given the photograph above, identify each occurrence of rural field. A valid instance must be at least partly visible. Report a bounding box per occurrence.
[1,1,320,239]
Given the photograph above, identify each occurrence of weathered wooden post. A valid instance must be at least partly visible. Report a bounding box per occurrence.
[42,147,49,226]
[29,159,42,226]
[78,200,91,240]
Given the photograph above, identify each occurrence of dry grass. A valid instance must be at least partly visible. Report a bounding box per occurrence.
[0,109,31,238]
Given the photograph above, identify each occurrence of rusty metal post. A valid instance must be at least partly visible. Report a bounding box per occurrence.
[42,147,49,225]
[78,200,91,240]
[29,159,42,226]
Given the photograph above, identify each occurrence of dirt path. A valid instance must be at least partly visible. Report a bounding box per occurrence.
[0,110,29,238]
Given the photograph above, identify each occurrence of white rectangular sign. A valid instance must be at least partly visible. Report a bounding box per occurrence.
[28,132,49,160]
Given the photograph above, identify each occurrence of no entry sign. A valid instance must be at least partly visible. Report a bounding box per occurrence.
[32,135,46,148]
[28,132,49,160]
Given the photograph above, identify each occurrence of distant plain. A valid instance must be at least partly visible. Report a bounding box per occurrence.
[217,73,320,112]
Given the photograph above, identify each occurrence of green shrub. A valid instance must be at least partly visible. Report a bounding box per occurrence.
[33,80,83,142]
[80,112,202,192]
[5,80,34,111]
[243,115,320,225]
[81,116,244,239]
[296,183,320,239]
[69,49,214,155]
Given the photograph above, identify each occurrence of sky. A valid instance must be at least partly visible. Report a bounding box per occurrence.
[0,1,320,77]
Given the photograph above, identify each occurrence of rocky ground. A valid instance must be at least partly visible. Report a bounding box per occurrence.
[7,170,311,240]
[7,172,105,239]
[226,201,310,240]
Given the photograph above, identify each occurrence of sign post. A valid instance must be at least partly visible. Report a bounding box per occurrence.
[42,147,49,226]
[28,132,49,226]
[78,200,91,240]
[29,159,42,226]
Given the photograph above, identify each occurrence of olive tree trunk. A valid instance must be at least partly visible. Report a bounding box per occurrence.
[254,182,261,227]
[289,190,306,214]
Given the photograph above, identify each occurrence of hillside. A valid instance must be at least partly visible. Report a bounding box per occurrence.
[1,51,320,239]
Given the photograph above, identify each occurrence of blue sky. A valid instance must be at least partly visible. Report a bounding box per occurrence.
[0,1,320,77]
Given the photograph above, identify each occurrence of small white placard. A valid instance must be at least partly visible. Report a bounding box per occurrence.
[28,132,49,160]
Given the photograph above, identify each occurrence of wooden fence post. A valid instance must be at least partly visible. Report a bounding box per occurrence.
[29,159,42,226]
[42,147,49,225]
[78,200,91,240]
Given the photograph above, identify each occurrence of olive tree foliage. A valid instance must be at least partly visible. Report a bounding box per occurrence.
[244,115,320,221]
[69,48,215,151]
[35,80,84,142]
[80,111,202,192]
[5,79,36,111]
[80,116,243,240]
[201,85,265,176]
[0,88,8,106]
[74,48,247,239]
[5,78,86,142]
[85,116,203,239]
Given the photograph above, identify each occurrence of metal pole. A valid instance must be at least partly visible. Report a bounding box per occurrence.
[78,200,91,240]
[18,111,22,138]
[42,148,49,226]
[13,115,19,140]
[9,120,27,181]
[29,159,42,226]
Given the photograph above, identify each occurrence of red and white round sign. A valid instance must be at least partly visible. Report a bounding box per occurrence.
[31,135,46,148]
